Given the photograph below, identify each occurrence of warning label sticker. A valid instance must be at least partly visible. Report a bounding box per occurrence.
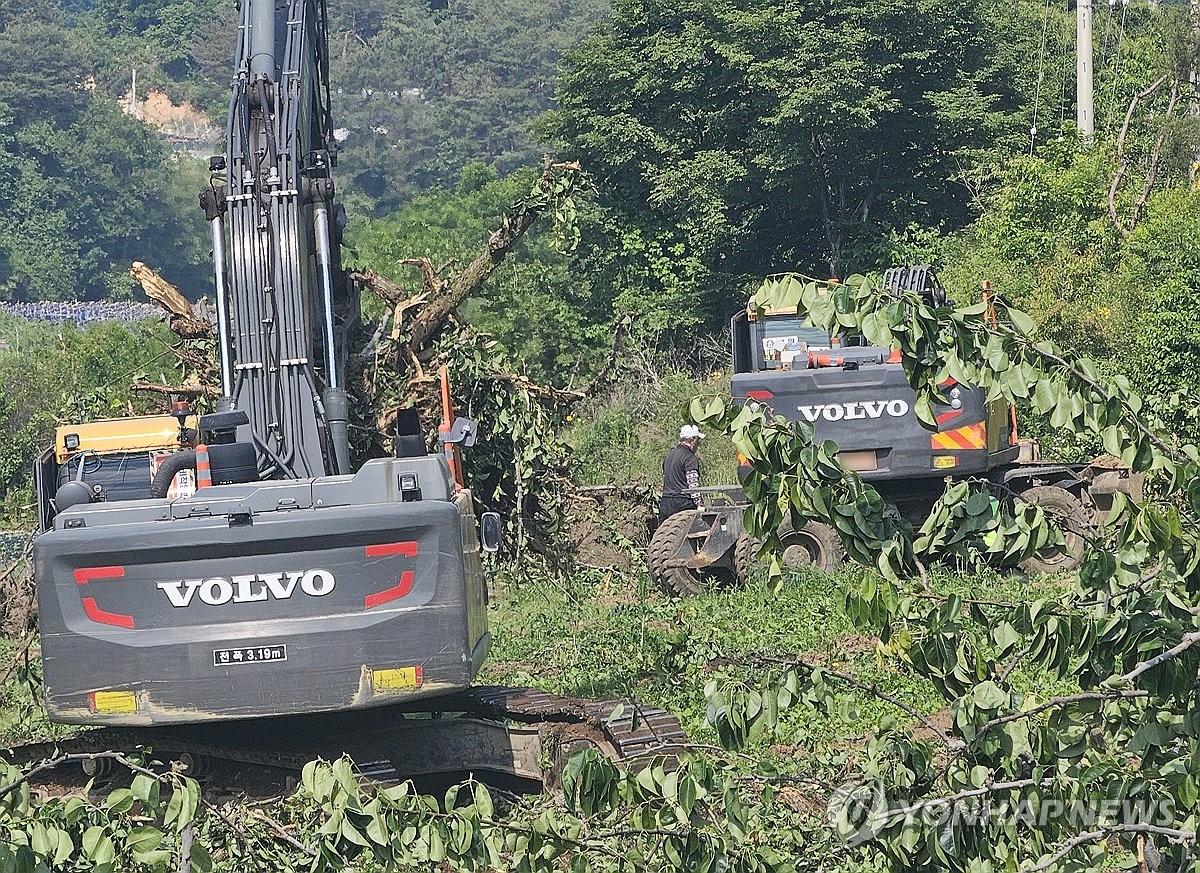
[213,645,287,666]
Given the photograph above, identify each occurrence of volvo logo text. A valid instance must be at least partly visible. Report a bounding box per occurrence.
[157,569,336,607]
[798,399,909,423]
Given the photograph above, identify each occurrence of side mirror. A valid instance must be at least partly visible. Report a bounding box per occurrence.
[480,512,502,553]
[439,417,478,448]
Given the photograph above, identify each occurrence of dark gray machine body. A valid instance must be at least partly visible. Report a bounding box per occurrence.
[36,458,489,725]
[730,309,1019,493]
[33,0,489,726]
[647,270,1139,588]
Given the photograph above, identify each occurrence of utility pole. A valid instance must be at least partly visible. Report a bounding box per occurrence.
[1192,0,1199,118]
[1077,0,1095,141]
[131,67,138,120]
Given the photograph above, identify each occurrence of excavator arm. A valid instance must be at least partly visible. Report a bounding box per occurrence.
[203,0,351,478]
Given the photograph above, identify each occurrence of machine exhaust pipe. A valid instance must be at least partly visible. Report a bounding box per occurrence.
[323,388,352,475]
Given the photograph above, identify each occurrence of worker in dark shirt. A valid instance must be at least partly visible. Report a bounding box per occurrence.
[659,425,704,523]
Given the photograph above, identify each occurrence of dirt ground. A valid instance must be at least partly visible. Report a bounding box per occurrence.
[564,491,655,572]
[120,88,219,143]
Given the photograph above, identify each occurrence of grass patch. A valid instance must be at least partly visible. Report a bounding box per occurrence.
[481,562,1077,763]
[0,636,73,747]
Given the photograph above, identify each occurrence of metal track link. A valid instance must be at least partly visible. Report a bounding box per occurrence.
[1,687,687,792]
[460,686,687,762]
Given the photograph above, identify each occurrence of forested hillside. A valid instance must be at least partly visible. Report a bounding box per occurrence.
[3,0,1199,479]
[0,0,610,301]
[5,3,1200,873]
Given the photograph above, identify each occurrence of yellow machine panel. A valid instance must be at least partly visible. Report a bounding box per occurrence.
[55,415,196,462]
[986,399,1013,453]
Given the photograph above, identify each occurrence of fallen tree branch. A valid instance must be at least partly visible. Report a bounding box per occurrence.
[354,159,583,353]
[746,654,956,747]
[131,262,211,339]
[0,634,36,688]
[131,379,218,398]
[975,690,1148,737]
[249,808,319,858]
[1122,629,1200,683]
[1022,824,1196,873]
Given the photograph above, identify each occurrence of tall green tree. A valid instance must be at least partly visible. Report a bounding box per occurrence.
[0,17,210,301]
[543,0,1034,330]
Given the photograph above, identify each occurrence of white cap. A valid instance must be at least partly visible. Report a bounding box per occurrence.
[679,424,705,440]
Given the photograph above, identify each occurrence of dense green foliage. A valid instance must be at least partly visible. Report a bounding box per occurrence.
[941,144,1200,449]
[0,0,609,303]
[0,314,173,523]
[0,13,211,301]
[541,0,1035,332]
[329,0,610,213]
[681,271,1200,871]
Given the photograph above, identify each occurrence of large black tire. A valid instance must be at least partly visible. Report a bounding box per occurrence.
[647,510,722,597]
[777,519,845,574]
[733,533,763,584]
[1019,484,1089,574]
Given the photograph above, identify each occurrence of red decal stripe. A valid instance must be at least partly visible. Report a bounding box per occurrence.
[82,597,135,629]
[74,566,125,585]
[365,541,418,558]
[946,430,974,449]
[745,390,773,400]
[365,571,415,609]
[936,410,962,425]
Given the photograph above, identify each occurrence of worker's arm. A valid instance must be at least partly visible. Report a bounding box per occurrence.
[686,455,702,509]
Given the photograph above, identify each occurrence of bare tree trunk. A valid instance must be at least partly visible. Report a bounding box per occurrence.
[857,146,885,223]
[1109,75,1169,236]
[406,211,542,350]
[131,262,212,339]
[1131,81,1181,227]
[352,160,580,352]
[811,135,842,278]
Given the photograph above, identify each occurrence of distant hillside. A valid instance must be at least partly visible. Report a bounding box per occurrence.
[327,0,610,212]
[0,12,212,302]
[62,0,612,212]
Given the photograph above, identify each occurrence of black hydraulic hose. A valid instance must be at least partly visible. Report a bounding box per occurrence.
[149,451,197,499]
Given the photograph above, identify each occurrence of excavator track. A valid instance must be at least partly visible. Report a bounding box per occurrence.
[1,687,687,797]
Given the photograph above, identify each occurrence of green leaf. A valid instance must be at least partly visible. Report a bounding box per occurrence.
[429,828,447,862]
[188,842,213,873]
[1007,308,1036,335]
[971,681,1008,711]
[914,392,935,428]
[474,782,494,819]
[131,772,155,802]
[106,788,134,814]
[125,826,165,857]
